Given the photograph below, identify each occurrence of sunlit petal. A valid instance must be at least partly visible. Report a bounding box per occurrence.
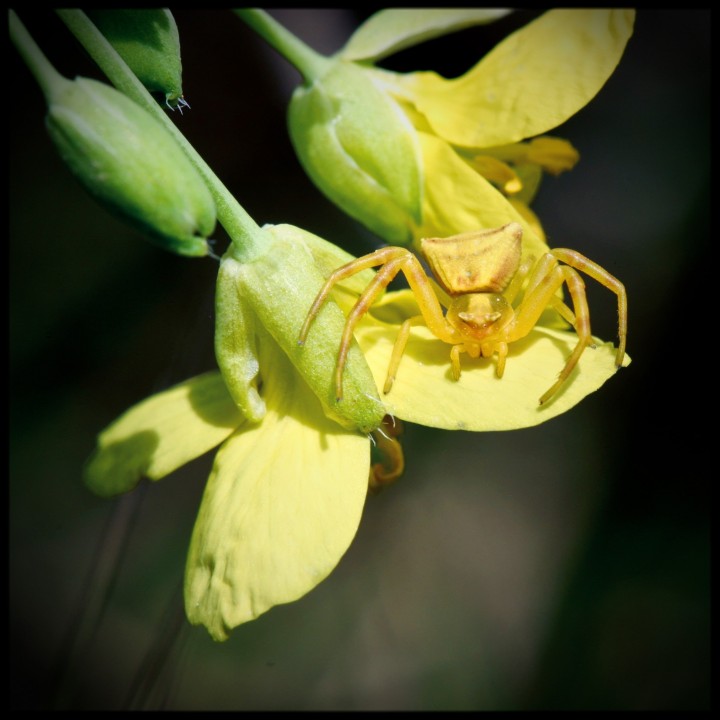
[84,372,243,497]
[398,9,635,148]
[185,339,369,641]
[358,291,629,431]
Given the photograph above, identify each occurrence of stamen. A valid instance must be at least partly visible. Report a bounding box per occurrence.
[525,137,580,175]
[467,155,523,194]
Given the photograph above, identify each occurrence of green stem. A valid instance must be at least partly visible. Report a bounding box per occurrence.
[8,10,66,99]
[53,9,264,261]
[234,9,330,83]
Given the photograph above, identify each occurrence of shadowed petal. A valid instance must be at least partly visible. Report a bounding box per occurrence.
[84,372,243,497]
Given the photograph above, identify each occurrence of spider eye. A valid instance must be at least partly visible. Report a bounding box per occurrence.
[448,293,513,338]
[458,311,502,329]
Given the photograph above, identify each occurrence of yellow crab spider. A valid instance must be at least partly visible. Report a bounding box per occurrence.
[299,222,627,405]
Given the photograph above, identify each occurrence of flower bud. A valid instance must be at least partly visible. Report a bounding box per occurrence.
[46,75,216,256]
[288,61,422,246]
[87,9,186,109]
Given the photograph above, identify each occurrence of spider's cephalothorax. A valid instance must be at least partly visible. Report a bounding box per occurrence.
[299,223,627,405]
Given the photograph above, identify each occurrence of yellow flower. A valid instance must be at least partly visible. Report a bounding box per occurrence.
[28,9,632,644]
[84,223,396,641]
[352,8,635,256]
[326,9,635,354]
[323,253,630,432]
[283,8,635,261]
[82,8,637,638]
[84,221,628,640]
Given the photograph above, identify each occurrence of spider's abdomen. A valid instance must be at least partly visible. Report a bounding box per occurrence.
[420,222,522,296]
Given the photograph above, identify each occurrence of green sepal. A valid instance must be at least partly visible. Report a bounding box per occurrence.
[46,75,216,257]
[228,223,386,433]
[214,257,266,423]
[288,60,422,246]
[86,9,185,108]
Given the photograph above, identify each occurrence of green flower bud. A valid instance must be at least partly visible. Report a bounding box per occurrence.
[288,61,422,246]
[46,75,216,257]
[217,224,386,434]
[87,9,186,110]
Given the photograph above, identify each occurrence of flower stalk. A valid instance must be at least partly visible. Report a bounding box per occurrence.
[9,10,65,98]
[233,8,330,82]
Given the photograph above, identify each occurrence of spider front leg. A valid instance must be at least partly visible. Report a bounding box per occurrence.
[550,249,627,366]
[333,255,412,400]
[299,247,411,401]
[300,247,459,401]
[298,246,404,346]
[384,315,428,393]
[510,257,593,404]
[375,255,463,395]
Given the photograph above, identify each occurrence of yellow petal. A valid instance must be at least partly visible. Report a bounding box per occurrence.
[415,132,549,264]
[360,290,630,431]
[184,337,369,641]
[399,9,635,147]
[84,372,243,498]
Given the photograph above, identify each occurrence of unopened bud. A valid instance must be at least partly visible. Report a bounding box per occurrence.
[221,224,386,433]
[87,9,187,110]
[288,61,422,246]
[46,76,216,256]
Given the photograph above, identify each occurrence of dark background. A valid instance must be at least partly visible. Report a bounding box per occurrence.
[10,10,710,711]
